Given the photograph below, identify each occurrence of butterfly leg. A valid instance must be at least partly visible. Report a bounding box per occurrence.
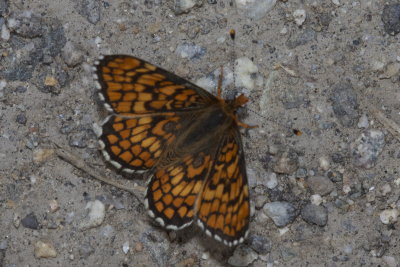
[217,66,223,97]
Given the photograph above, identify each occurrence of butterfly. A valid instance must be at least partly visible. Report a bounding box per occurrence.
[93,55,251,247]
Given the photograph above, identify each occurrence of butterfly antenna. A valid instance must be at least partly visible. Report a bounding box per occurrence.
[230,29,236,88]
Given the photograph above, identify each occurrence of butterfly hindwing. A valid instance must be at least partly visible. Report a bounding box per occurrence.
[196,129,250,246]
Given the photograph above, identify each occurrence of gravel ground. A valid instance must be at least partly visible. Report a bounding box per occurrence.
[1,0,400,266]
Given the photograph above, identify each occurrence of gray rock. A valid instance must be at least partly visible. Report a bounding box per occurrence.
[286,28,317,49]
[263,201,298,227]
[235,0,277,20]
[21,212,39,229]
[350,129,385,169]
[175,42,206,60]
[330,82,359,127]
[68,131,89,148]
[15,86,27,93]
[272,149,299,174]
[168,0,203,15]
[306,176,335,196]
[78,242,95,258]
[227,245,258,267]
[247,235,271,254]
[14,13,45,38]
[79,0,101,24]
[0,0,8,16]
[382,4,400,36]
[301,204,328,226]
[62,41,84,67]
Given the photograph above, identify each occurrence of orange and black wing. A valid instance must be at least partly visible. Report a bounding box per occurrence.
[94,55,216,115]
[144,148,215,229]
[98,114,183,172]
[196,129,250,246]
[93,55,217,172]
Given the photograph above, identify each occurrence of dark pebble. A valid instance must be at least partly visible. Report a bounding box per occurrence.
[15,86,27,93]
[330,82,359,127]
[247,235,272,254]
[16,114,27,125]
[301,204,328,226]
[0,0,8,15]
[286,28,317,49]
[382,4,400,36]
[21,212,39,229]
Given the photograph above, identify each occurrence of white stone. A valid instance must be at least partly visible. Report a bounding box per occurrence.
[235,57,262,90]
[201,251,210,260]
[79,200,106,230]
[293,9,307,26]
[357,113,369,128]
[266,172,278,189]
[310,194,322,206]
[122,241,130,254]
[235,0,277,20]
[332,0,340,6]
[319,156,330,171]
[1,24,10,40]
[379,209,399,224]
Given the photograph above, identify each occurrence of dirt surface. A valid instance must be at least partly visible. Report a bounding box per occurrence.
[1,0,400,266]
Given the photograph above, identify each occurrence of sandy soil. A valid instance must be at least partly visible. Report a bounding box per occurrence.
[0,0,399,266]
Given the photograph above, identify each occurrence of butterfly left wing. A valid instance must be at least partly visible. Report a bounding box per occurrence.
[195,129,250,247]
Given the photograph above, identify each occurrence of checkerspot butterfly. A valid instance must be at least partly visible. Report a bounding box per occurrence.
[93,55,250,246]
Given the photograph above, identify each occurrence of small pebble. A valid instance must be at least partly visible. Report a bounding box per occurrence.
[319,156,330,171]
[34,240,57,258]
[382,256,398,267]
[306,176,335,196]
[350,129,385,169]
[272,149,299,174]
[201,251,210,260]
[380,209,398,224]
[13,213,21,228]
[175,42,206,60]
[263,201,297,227]
[62,41,84,67]
[1,23,10,40]
[227,245,258,267]
[357,113,369,128]
[78,242,94,258]
[293,9,306,26]
[265,172,278,189]
[169,0,203,15]
[332,0,340,6]
[235,57,262,90]
[21,213,39,229]
[16,113,27,125]
[134,242,143,252]
[49,199,60,213]
[33,148,54,163]
[247,235,272,254]
[310,194,322,206]
[122,241,129,254]
[235,0,277,20]
[79,200,106,230]
[330,82,359,127]
[382,4,400,36]
[301,203,328,226]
